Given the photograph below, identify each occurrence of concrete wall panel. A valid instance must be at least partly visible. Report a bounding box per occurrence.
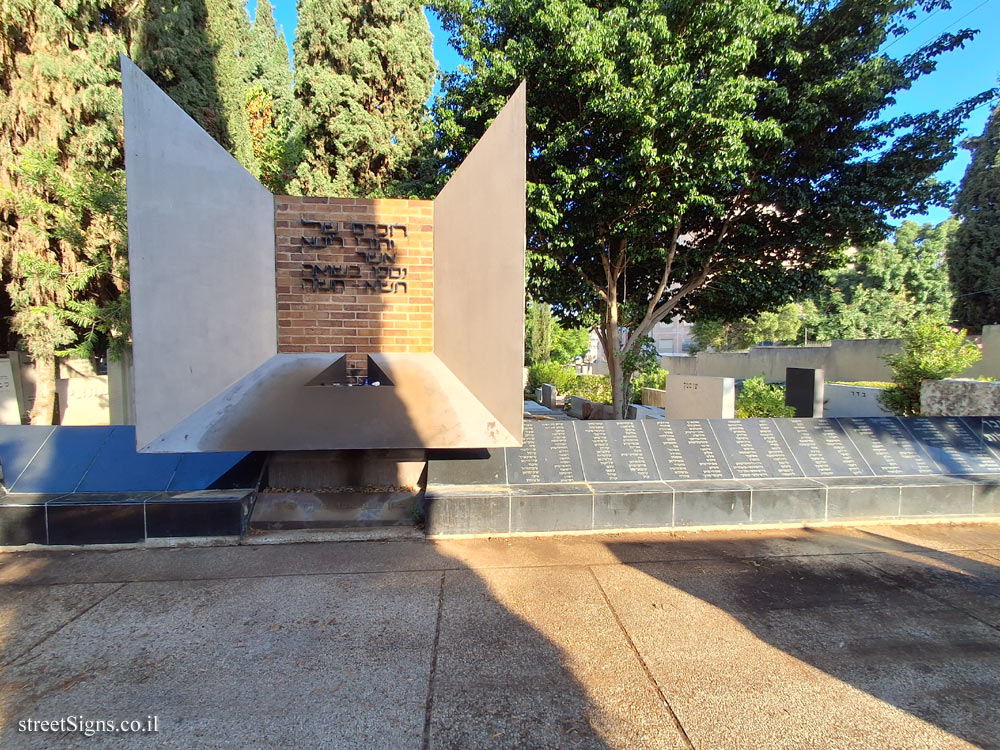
[122,56,276,450]
[665,339,900,383]
[434,82,526,445]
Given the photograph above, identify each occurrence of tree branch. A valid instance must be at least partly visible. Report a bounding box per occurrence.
[626,213,731,350]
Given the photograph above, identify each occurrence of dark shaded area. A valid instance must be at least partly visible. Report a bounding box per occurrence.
[0,545,616,748]
[606,529,1000,748]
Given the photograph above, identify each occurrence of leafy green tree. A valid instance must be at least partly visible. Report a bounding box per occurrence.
[432,0,991,417]
[879,319,981,416]
[290,0,435,197]
[550,325,590,364]
[133,0,255,172]
[691,303,802,351]
[0,0,131,423]
[951,100,1000,331]
[747,304,802,345]
[1,0,262,423]
[806,219,956,340]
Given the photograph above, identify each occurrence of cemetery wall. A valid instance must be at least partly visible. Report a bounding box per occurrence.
[665,339,897,382]
[663,326,1000,383]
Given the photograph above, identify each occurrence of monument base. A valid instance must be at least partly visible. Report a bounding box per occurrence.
[249,450,428,529]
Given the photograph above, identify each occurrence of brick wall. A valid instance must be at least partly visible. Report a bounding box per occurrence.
[274,196,434,376]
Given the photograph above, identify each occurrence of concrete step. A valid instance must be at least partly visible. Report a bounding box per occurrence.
[250,490,423,530]
[244,526,425,545]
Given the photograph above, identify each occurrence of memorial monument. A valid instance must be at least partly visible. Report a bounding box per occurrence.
[122,56,525,454]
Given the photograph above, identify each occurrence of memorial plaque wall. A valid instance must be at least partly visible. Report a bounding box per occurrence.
[505,421,585,484]
[838,418,937,476]
[775,419,873,477]
[982,418,1000,460]
[576,421,657,482]
[901,417,1000,475]
[641,420,732,480]
[711,419,802,478]
[446,416,1000,489]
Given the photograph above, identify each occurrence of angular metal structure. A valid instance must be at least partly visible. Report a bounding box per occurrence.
[122,56,526,452]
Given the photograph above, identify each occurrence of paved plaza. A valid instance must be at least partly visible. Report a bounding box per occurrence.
[2,523,1000,748]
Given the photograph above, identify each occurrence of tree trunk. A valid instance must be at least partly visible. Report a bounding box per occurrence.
[599,315,628,419]
[29,356,56,425]
[609,349,626,419]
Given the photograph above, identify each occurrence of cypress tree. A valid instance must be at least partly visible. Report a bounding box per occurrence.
[0,0,131,422]
[951,101,1000,331]
[246,0,292,117]
[0,0,258,423]
[245,0,295,191]
[132,0,255,171]
[290,0,435,197]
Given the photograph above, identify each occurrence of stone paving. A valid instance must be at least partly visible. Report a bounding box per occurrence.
[2,522,1000,748]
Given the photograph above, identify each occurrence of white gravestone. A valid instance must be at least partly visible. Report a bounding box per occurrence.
[824,384,893,417]
[663,375,735,419]
[57,375,111,425]
[0,359,22,424]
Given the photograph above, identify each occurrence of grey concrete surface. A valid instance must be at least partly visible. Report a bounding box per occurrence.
[122,56,277,451]
[434,81,526,447]
[2,523,1000,748]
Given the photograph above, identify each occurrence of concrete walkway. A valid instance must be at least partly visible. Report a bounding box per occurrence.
[2,523,1000,748]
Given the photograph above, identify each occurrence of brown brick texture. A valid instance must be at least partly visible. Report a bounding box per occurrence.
[274,197,434,366]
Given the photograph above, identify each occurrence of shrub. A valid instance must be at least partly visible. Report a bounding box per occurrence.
[566,374,613,405]
[879,320,982,416]
[526,361,578,394]
[736,376,795,418]
[631,367,669,393]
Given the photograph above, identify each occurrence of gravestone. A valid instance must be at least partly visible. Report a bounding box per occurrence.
[568,396,589,419]
[628,404,665,420]
[0,359,22,425]
[785,367,824,417]
[540,383,557,409]
[662,375,735,419]
[57,375,110,425]
[641,388,667,408]
[824,383,892,417]
[921,379,1000,417]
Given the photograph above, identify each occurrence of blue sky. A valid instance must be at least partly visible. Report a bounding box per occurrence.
[259,0,999,226]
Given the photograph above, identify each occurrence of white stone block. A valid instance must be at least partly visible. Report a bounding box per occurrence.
[823,384,892,417]
[0,359,22,424]
[57,375,110,425]
[663,375,735,419]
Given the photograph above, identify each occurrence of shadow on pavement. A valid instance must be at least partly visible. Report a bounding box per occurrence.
[0,543,620,749]
[604,527,1000,748]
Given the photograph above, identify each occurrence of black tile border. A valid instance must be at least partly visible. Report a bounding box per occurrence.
[424,473,1000,536]
[0,490,253,546]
